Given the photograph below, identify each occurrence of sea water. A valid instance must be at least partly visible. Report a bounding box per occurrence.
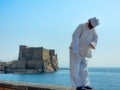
[0,68,120,90]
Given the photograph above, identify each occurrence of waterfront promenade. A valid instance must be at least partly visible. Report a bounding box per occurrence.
[0,81,76,90]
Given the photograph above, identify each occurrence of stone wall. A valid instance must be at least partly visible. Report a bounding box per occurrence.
[12,61,26,69]
[18,45,43,61]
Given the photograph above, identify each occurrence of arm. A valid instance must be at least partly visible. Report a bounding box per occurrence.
[90,30,98,49]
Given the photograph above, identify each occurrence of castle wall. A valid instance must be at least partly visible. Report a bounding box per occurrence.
[12,61,26,69]
[17,45,58,72]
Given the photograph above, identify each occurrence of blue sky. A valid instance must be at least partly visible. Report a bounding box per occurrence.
[0,0,120,68]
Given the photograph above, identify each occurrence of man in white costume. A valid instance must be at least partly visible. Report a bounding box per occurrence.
[70,17,99,90]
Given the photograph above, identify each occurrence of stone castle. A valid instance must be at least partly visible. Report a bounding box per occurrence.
[10,45,58,73]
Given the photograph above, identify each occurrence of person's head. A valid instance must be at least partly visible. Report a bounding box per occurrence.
[88,17,99,29]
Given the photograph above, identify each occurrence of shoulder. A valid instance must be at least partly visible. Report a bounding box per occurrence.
[78,23,85,28]
[75,23,85,31]
[73,24,84,35]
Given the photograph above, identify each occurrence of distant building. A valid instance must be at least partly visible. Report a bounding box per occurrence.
[11,45,58,73]
[0,45,58,73]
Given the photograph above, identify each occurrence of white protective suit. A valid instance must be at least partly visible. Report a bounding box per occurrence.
[70,23,98,87]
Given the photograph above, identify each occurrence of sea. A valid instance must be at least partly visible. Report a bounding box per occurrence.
[0,68,120,90]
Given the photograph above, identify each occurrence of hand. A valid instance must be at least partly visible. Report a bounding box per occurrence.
[90,44,95,49]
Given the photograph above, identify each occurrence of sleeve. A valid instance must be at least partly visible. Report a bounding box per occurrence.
[90,30,98,48]
[70,24,83,54]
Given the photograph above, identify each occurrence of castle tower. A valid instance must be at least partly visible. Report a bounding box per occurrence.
[17,45,58,72]
[18,45,28,60]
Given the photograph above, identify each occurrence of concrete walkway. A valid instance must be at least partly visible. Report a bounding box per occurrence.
[0,80,76,90]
